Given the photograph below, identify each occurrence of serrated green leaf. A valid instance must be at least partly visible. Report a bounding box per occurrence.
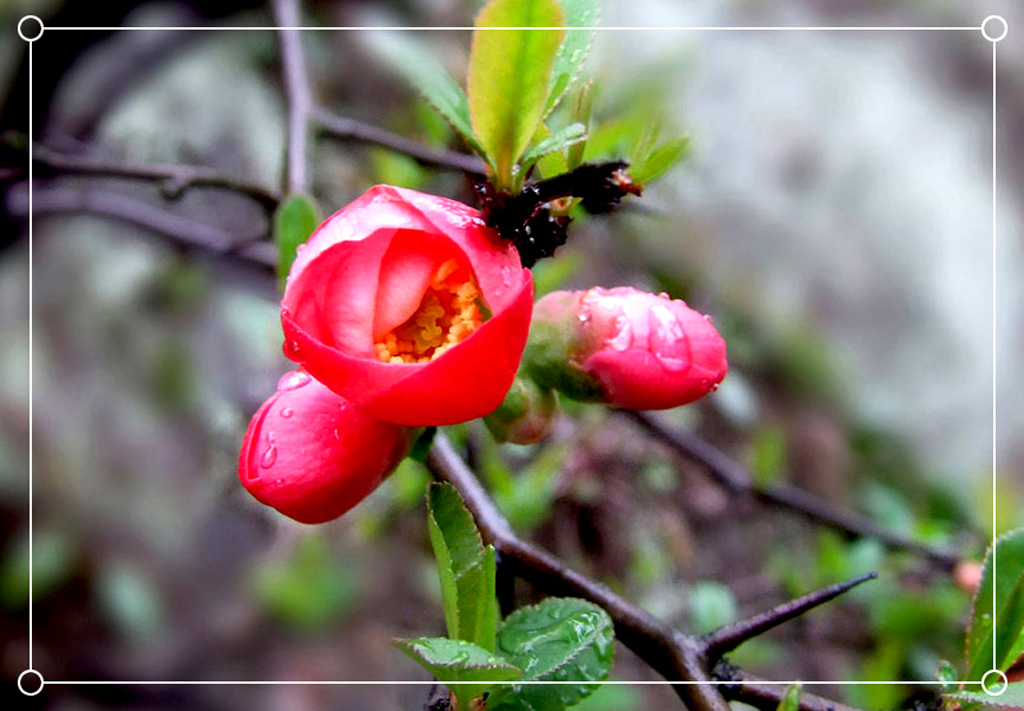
[489,598,614,711]
[968,529,1024,680]
[521,122,587,166]
[427,483,497,650]
[363,32,486,158]
[274,193,319,293]
[395,636,522,706]
[631,136,690,185]
[777,684,802,711]
[468,0,566,187]
[946,681,1024,710]
[544,0,600,116]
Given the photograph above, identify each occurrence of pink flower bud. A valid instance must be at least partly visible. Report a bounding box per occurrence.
[526,287,727,410]
[239,371,411,524]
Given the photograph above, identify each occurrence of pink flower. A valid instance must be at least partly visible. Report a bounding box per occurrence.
[239,371,410,524]
[280,185,534,426]
[526,287,728,410]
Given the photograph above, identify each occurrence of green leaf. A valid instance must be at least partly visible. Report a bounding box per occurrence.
[489,598,614,711]
[427,482,498,650]
[776,684,802,711]
[544,0,601,116]
[946,681,1024,710]
[521,122,587,166]
[273,193,319,293]
[364,32,485,158]
[394,636,522,708]
[468,0,566,187]
[968,529,1024,680]
[631,136,691,185]
[567,81,595,170]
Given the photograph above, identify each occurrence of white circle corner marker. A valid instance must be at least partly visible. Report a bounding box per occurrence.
[18,669,45,697]
[982,15,1008,43]
[17,15,45,42]
[982,669,1009,697]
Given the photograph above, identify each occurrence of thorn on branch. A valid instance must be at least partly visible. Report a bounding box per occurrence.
[700,572,878,661]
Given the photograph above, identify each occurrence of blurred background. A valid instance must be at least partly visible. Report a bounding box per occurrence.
[1,0,1022,709]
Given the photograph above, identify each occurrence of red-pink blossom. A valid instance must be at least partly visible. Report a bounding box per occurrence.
[280,185,534,426]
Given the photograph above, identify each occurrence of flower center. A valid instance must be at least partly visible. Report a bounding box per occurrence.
[374,258,485,364]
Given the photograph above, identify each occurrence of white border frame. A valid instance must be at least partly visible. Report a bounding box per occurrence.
[13,11,1009,698]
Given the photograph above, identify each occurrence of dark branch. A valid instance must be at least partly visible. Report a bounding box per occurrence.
[32,145,280,211]
[701,572,878,661]
[624,410,962,572]
[273,0,314,195]
[314,108,487,176]
[426,431,730,711]
[725,673,864,711]
[8,184,275,270]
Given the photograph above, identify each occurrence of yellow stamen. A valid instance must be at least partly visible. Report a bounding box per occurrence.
[374,261,485,364]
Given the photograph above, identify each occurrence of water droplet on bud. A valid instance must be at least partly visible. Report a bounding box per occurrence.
[280,407,294,418]
[649,304,689,372]
[260,444,278,468]
[277,371,311,391]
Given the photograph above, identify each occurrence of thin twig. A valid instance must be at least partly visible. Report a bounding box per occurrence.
[725,673,863,711]
[624,410,962,572]
[427,431,730,711]
[9,185,275,270]
[272,0,313,195]
[701,573,878,661]
[32,145,280,211]
[314,108,487,176]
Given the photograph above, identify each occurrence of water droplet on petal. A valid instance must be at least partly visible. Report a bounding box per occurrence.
[607,315,633,351]
[658,292,670,299]
[649,304,689,372]
[277,371,311,391]
[296,243,306,253]
[284,340,302,359]
[280,407,294,418]
[711,383,720,392]
[260,443,278,468]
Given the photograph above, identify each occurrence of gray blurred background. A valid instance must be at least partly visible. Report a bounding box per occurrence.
[0,1,1021,709]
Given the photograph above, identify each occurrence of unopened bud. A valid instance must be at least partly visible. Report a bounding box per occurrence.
[524,287,727,410]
